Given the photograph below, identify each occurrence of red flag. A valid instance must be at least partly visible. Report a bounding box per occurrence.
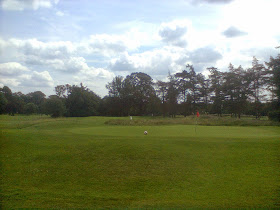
[196,111,200,117]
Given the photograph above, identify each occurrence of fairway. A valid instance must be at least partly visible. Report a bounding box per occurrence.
[1,116,280,208]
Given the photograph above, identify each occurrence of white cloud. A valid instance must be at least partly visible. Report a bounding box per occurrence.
[20,71,54,87]
[73,67,115,96]
[0,62,29,88]
[109,47,189,76]
[0,62,29,76]
[22,39,75,59]
[53,57,89,73]
[87,34,127,56]
[0,77,21,87]
[24,55,90,73]
[79,32,144,57]
[0,38,83,73]
[55,10,64,16]
[0,31,158,74]
[114,21,160,47]
[109,44,224,76]
[1,0,59,11]
[2,38,75,61]
[0,33,145,69]
[0,62,54,93]
[79,67,114,80]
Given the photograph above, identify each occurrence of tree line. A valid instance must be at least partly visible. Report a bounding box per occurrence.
[0,54,279,121]
[0,84,101,118]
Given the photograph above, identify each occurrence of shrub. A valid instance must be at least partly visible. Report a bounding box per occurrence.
[268,110,280,122]
[44,97,66,118]
[23,103,38,115]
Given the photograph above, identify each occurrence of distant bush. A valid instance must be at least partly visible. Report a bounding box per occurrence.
[268,110,280,122]
[44,97,66,118]
[23,103,38,115]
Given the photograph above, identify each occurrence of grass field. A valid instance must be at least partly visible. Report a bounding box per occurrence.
[1,115,280,208]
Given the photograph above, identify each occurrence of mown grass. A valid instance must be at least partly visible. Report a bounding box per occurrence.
[1,115,280,208]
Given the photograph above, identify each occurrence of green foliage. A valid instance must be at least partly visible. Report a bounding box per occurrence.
[268,110,280,122]
[25,91,46,113]
[0,92,8,114]
[26,91,46,105]
[106,76,124,97]
[1,115,280,208]
[65,84,101,117]
[166,73,179,117]
[174,65,205,116]
[1,85,13,100]
[23,103,38,115]
[208,67,224,116]
[106,73,158,116]
[123,72,157,115]
[155,80,168,116]
[266,54,280,108]
[11,92,25,114]
[43,96,66,118]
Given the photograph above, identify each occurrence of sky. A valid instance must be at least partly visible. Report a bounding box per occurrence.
[0,0,279,97]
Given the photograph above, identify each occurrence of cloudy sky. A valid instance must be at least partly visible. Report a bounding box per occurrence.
[0,0,279,97]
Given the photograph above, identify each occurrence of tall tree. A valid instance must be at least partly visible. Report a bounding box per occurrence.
[105,76,125,116]
[0,92,8,114]
[1,86,12,100]
[44,95,66,118]
[247,57,268,118]
[26,91,46,114]
[197,75,210,113]
[174,70,190,116]
[12,92,25,114]
[223,64,250,118]
[66,84,101,117]
[266,54,280,109]
[55,84,72,98]
[26,91,46,105]
[122,72,156,115]
[187,65,200,114]
[166,73,179,117]
[155,80,168,117]
[1,86,17,115]
[223,63,236,116]
[174,65,201,115]
[23,103,38,115]
[208,67,224,116]
[106,76,124,97]
[174,70,189,104]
